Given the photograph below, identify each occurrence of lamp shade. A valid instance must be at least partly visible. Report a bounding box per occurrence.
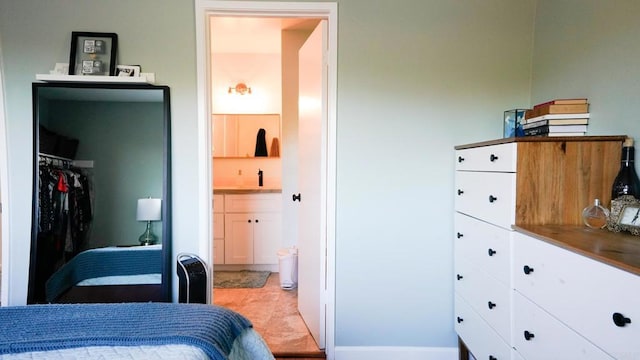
[137,198,162,221]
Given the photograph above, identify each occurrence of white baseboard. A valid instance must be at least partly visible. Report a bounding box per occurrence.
[334,346,458,360]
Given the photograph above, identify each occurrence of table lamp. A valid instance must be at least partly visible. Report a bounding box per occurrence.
[137,198,162,245]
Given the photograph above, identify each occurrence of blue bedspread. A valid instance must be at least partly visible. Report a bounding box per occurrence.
[45,245,162,302]
[0,303,252,360]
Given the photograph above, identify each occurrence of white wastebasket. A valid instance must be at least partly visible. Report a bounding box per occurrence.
[277,247,298,290]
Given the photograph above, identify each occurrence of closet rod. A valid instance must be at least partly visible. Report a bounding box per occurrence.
[39,153,94,168]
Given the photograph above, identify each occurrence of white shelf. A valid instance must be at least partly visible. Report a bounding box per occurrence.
[36,74,155,84]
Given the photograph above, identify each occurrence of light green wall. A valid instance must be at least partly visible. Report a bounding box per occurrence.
[531,0,640,143]
[0,0,541,350]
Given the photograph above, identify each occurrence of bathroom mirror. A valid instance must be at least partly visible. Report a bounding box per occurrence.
[28,82,172,304]
[212,114,281,158]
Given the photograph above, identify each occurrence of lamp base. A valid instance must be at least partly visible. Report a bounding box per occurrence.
[139,221,158,246]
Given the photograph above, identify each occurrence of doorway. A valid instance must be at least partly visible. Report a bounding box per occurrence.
[194,1,337,358]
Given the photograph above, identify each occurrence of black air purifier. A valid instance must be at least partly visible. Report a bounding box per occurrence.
[177,253,208,304]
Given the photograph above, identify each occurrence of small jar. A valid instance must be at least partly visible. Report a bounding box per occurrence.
[582,199,609,229]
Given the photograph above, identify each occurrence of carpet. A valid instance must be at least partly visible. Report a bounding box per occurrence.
[213,270,271,289]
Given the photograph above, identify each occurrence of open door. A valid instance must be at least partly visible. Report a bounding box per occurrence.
[296,20,327,349]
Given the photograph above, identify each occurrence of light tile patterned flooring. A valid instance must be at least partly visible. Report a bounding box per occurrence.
[213,273,324,357]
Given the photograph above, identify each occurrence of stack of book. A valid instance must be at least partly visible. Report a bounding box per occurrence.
[523,98,589,137]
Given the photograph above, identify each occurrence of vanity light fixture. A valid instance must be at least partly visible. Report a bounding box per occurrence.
[137,197,162,245]
[228,82,252,95]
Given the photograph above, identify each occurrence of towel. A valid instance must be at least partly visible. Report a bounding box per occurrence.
[270,137,280,157]
[254,128,268,157]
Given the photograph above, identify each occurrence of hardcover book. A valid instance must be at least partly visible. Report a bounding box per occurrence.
[522,118,589,129]
[524,124,588,136]
[523,113,590,124]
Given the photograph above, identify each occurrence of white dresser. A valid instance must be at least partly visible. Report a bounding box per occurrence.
[454,136,627,360]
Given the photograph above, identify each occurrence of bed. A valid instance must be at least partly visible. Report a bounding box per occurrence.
[0,302,274,360]
[45,245,163,303]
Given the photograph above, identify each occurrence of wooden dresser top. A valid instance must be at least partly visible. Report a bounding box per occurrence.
[455,135,627,150]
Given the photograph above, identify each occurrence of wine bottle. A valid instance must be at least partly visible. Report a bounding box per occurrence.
[611,137,640,200]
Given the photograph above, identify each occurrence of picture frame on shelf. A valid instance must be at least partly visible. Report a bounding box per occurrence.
[503,108,527,138]
[606,195,640,236]
[69,32,118,76]
[115,65,141,77]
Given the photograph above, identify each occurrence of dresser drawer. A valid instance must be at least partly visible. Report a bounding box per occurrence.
[454,213,511,285]
[224,193,282,213]
[455,294,511,360]
[455,171,516,229]
[455,257,511,343]
[513,292,614,360]
[513,232,640,359]
[455,143,517,172]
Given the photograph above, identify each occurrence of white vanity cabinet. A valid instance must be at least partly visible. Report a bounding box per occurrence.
[223,193,282,265]
[213,194,225,264]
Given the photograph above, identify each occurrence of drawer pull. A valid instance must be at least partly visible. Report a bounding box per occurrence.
[456,274,463,280]
[255,219,259,223]
[457,189,464,195]
[524,330,535,341]
[247,219,252,223]
[456,316,464,323]
[490,154,499,162]
[488,301,496,309]
[457,232,463,239]
[613,312,632,327]
[487,248,496,256]
[489,356,497,360]
[489,195,498,203]
[523,265,534,275]
[458,156,465,163]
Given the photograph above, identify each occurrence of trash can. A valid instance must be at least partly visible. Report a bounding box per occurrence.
[277,247,298,290]
[177,253,209,304]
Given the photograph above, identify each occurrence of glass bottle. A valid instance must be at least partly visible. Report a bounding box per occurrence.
[582,199,609,229]
[610,137,640,200]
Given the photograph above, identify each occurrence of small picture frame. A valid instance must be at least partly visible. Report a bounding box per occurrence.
[607,195,640,236]
[69,32,118,76]
[115,65,141,77]
[503,109,527,138]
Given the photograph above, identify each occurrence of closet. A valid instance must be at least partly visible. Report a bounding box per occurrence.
[28,82,172,304]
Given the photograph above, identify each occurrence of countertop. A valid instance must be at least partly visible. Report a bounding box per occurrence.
[213,187,282,194]
[514,224,640,276]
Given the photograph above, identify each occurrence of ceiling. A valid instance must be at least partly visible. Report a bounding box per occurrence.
[210,17,320,54]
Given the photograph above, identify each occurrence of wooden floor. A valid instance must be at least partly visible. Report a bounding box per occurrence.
[213,273,325,359]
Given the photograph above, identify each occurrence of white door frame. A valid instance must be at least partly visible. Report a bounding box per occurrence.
[0,37,9,306]
[194,1,337,358]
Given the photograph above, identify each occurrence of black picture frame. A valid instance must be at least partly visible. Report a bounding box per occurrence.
[69,32,118,76]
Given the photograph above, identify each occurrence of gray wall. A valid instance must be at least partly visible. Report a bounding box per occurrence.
[6,0,637,352]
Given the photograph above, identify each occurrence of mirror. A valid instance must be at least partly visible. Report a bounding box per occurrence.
[28,82,171,304]
[212,114,281,157]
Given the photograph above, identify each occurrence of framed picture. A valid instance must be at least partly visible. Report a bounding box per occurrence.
[503,109,527,138]
[69,32,118,76]
[115,65,141,77]
[606,195,640,235]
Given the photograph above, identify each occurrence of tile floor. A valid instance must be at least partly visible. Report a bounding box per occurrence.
[213,273,325,358]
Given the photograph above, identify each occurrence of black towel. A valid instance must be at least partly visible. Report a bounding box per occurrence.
[254,128,268,157]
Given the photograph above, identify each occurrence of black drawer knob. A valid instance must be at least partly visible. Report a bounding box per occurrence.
[489,195,498,203]
[247,219,252,223]
[489,356,497,360]
[457,232,463,239]
[458,156,465,163]
[457,189,464,195]
[456,274,463,280]
[523,265,534,275]
[488,301,496,309]
[490,154,499,162]
[488,248,497,256]
[457,316,464,323]
[524,330,535,341]
[613,312,632,327]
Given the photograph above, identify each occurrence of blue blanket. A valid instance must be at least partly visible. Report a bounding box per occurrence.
[0,303,252,360]
[45,245,162,302]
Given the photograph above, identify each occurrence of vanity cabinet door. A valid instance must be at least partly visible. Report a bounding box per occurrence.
[253,212,282,265]
[224,214,254,264]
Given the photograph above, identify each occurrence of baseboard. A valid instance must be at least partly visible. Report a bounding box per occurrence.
[334,346,458,360]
